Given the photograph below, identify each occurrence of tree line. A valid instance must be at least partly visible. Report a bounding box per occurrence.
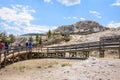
[0,32,16,45]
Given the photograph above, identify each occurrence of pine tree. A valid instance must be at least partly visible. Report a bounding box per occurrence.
[36,33,39,43]
[47,30,52,39]
[39,36,42,44]
[1,32,7,42]
[29,36,33,42]
[9,34,16,44]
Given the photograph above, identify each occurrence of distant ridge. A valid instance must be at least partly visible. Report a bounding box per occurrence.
[54,20,109,34]
[21,33,45,36]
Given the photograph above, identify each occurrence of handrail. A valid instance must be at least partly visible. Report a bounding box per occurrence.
[0,39,120,68]
[47,41,120,51]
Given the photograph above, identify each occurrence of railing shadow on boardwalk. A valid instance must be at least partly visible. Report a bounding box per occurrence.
[0,35,120,69]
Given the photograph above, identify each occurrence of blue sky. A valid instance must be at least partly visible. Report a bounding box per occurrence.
[0,0,120,35]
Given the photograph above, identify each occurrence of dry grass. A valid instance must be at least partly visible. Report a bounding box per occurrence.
[19,66,26,72]
[61,63,72,67]
[1,58,120,80]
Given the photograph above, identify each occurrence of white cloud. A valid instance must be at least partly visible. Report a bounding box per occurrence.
[107,21,120,28]
[44,0,53,4]
[57,0,80,6]
[0,5,52,35]
[0,22,23,35]
[112,0,120,6]
[64,16,71,19]
[0,22,54,35]
[80,17,86,21]
[89,10,102,19]
[73,16,78,19]
[24,25,51,33]
[64,16,78,20]
[44,0,51,3]
[0,5,35,26]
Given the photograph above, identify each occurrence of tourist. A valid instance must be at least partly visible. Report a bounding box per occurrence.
[4,42,9,54]
[0,41,4,53]
[28,40,33,52]
[26,42,28,47]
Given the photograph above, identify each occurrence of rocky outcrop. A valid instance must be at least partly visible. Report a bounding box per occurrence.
[54,20,109,34]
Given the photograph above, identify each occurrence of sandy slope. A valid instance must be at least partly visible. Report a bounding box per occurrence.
[48,30,120,47]
[68,30,120,44]
[0,57,120,80]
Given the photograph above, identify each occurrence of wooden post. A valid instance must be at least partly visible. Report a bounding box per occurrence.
[24,47,28,60]
[99,49,105,58]
[47,47,49,57]
[69,49,71,58]
[99,42,101,58]
[63,52,65,57]
[86,51,89,58]
[29,46,33,59]
[47,47,49,53]
[118,41,120,59]
[41,44,43,51]
[74,52,77,57]
[99,39,105,58]
[4,50,7,66]
[55,47,57,57]
[83,51,89,58]
[0,52,1,68]
[85,51,87,58]
[83,51,85,58]
[12,50,15,63]
[17,47,21,61]
[17,48,21,61]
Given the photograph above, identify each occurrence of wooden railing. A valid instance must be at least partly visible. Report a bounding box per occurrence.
[0,37,120,68]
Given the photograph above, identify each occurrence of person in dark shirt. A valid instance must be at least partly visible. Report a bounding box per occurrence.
[4,42,9,54]
[26,42,28,47]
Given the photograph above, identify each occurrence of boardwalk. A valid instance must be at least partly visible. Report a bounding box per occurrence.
[0,35,120,68]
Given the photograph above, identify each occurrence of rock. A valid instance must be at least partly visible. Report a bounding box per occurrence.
[54,20,109,34]
[108,64,115,67]
[88,57,97,61]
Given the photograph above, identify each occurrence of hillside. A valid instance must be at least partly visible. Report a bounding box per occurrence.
[16,20,120,46]
[54,20,109,34]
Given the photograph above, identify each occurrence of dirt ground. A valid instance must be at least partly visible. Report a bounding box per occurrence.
[0,57,120,80]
